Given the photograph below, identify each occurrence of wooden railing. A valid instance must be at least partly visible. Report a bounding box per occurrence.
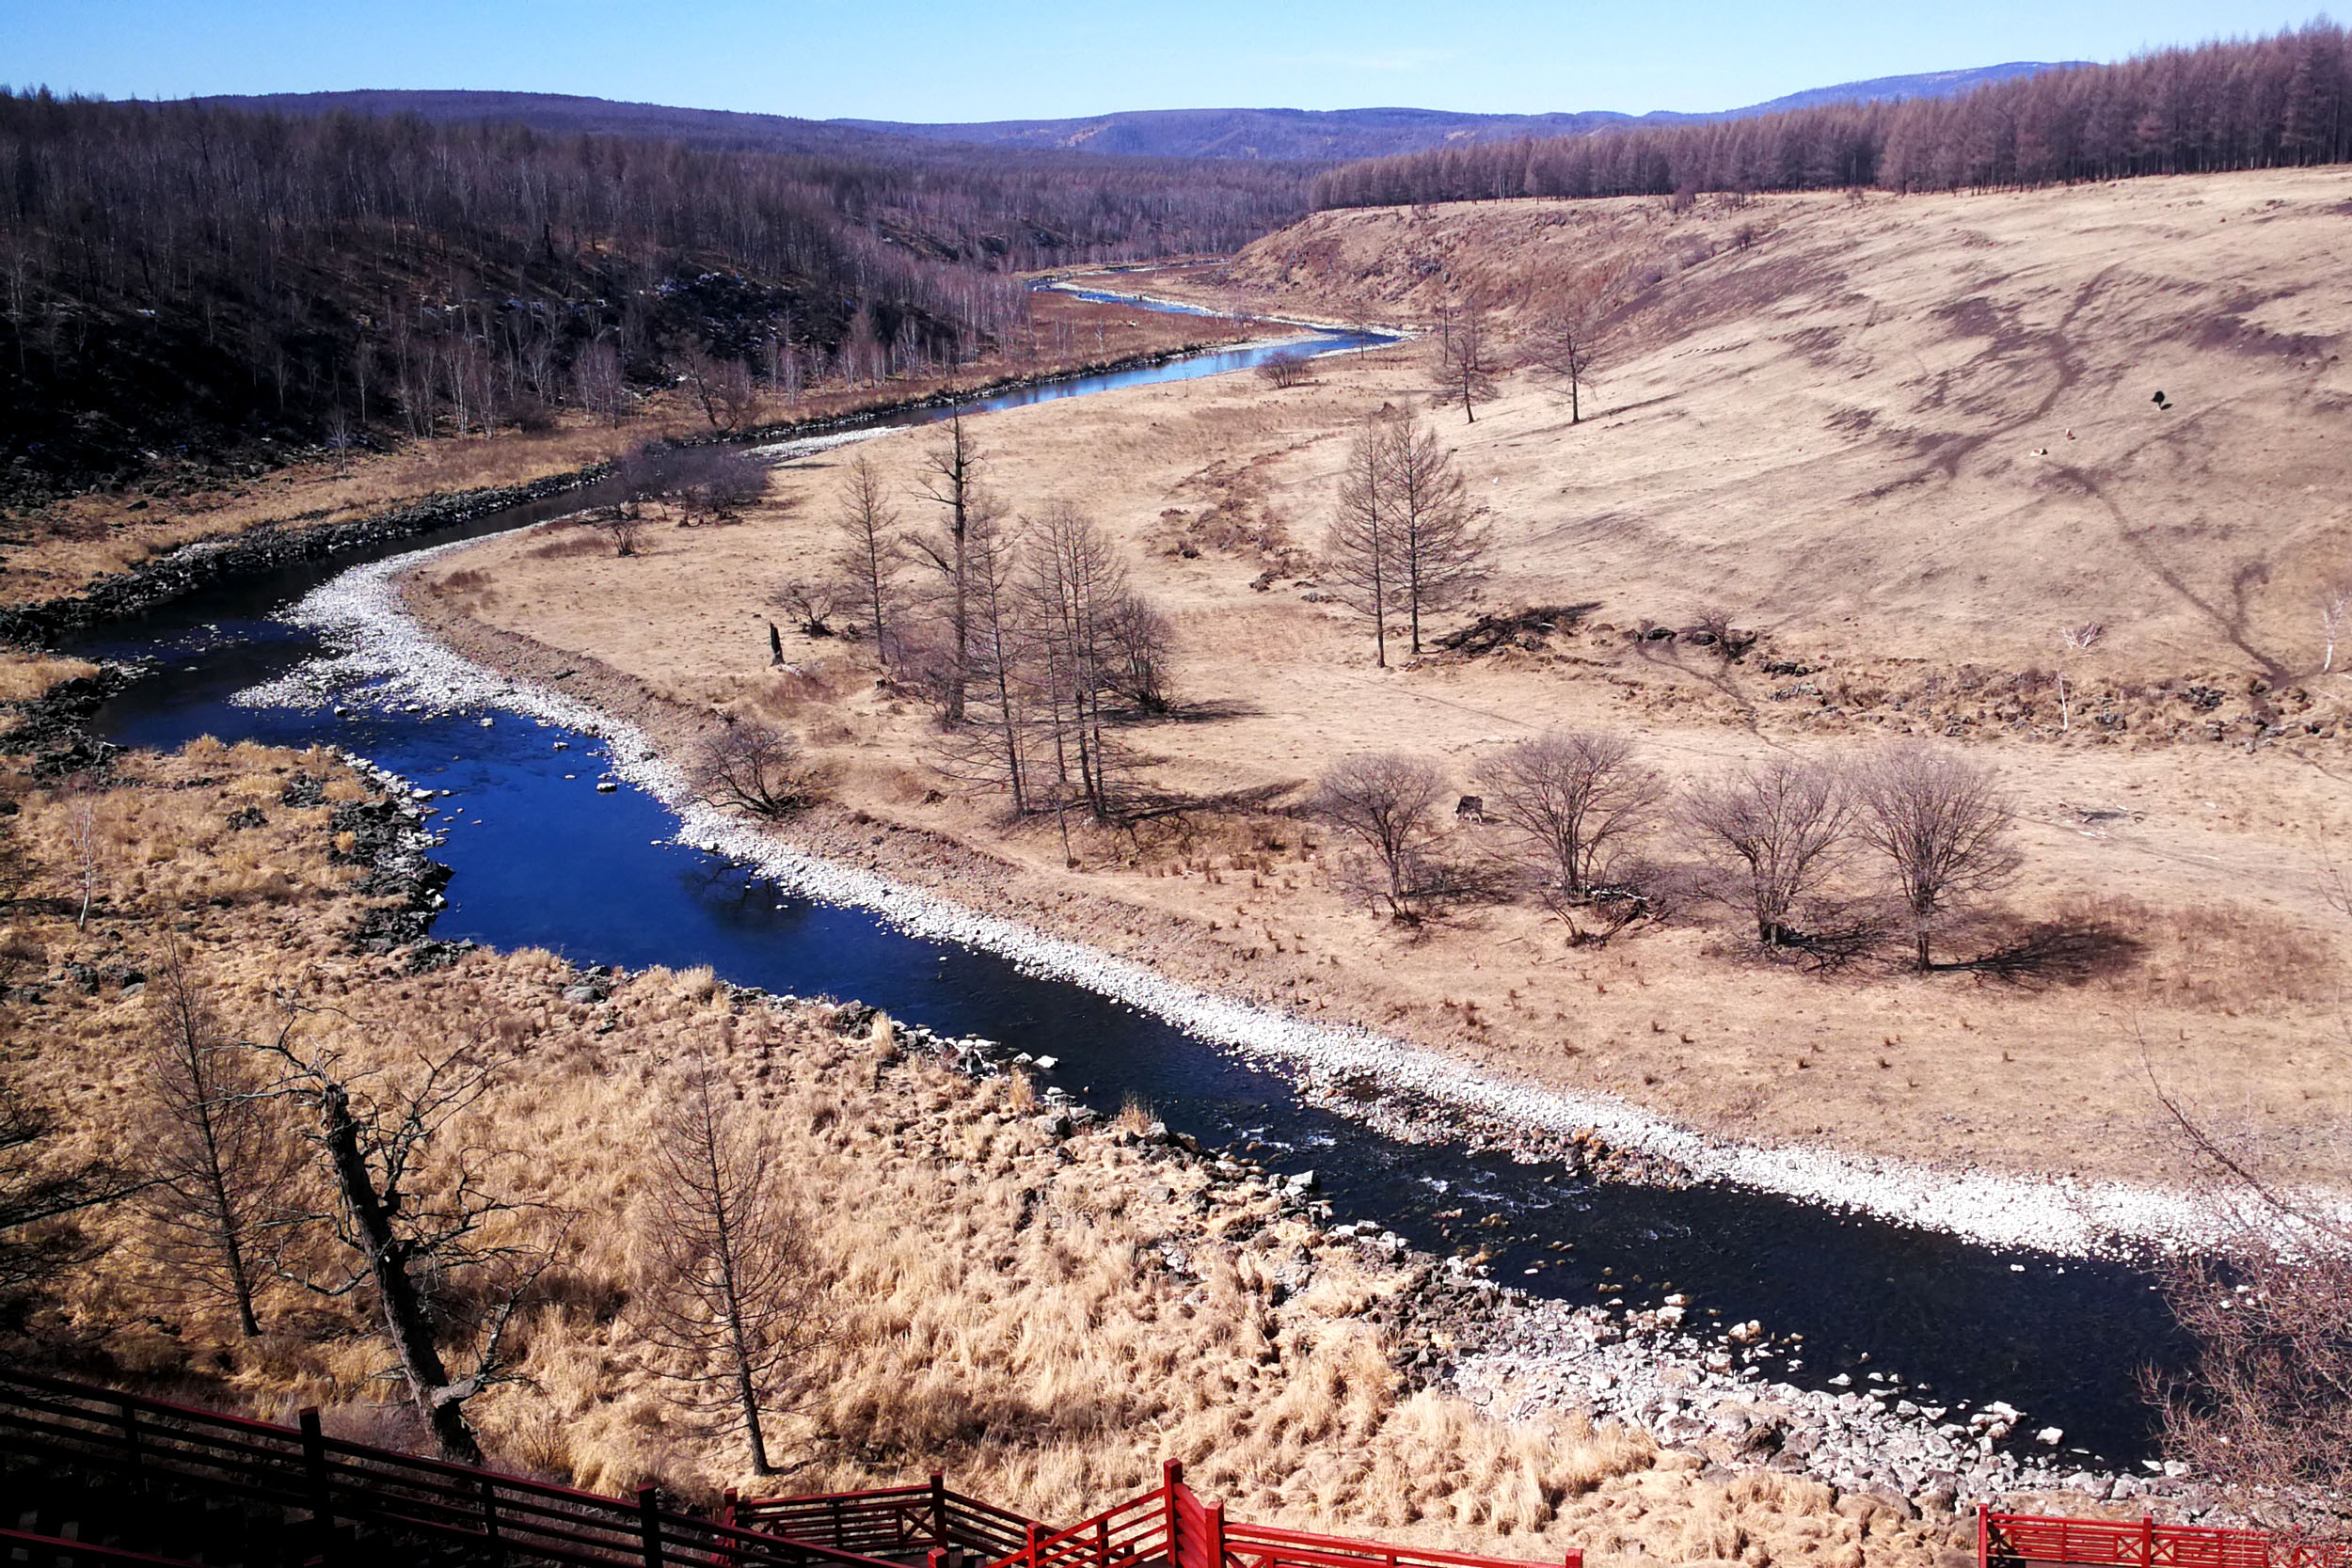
[0,1368,1582,1568]
[728,1476,1050,1563]
[971,1462,1578,1568]
[0,1366,908,1568]
[1981,1510,2352,1568]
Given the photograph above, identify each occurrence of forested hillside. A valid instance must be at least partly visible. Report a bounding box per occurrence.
[1312,23,2351,206]
[0,93,1310,501]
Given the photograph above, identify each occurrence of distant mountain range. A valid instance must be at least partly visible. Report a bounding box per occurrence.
[835,65,2083,160]
[199,63,2086,165]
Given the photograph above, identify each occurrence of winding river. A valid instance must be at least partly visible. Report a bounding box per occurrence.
[62,304,2191,1475]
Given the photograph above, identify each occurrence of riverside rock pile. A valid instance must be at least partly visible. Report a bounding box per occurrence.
[1433,1285,2201,1512]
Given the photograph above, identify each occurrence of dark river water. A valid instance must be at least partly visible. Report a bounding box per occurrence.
[64,309,2191,1468]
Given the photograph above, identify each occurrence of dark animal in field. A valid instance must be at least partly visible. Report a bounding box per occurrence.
[1455,795,1486,822]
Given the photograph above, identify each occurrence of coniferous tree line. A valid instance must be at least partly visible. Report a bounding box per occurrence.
[1312,22,2352,209]
[0,92,1311,497]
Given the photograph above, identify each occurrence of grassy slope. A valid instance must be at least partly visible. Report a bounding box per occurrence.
[413,168,2352,1191]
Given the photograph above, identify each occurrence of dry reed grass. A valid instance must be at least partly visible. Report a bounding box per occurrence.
[0,653,102,705]
[0,732,1961,1568]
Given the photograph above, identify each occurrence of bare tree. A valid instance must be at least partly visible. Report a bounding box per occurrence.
[1525,309,1605,424]
[1256,351,1311,389]
[2147,1065,2352,1534]
[1325,415,1398,667]
[135,940,294,1338]
[65,784,102,931]
[691,722,837,819]
[1432,299,1500,422]
[1853,745,2021,972]
[1683,759,1850,947]
[1316,752,1449,917]
[1479,731,1662,898]
[1021,504,1129,823]
[573,339,628,425]
[1385,416,1491,655]
[909,412,987,721]
[773,579,836,638]
[674,343,759,432]
[675,448,770,526]
[832,451,902,652]
[638,1059,828,1477]
[250,1024,552,1465]
[2322,585,2350,674]
[1100,589,1174,714]
[931,510,1034,816]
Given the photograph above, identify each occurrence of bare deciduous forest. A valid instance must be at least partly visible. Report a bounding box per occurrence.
[0,93,1311,499]
[1311,24,2352,208]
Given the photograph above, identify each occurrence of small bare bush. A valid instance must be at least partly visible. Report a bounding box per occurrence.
[1851,744,2021,971]
[774,578,838,638]
[1256,352,1311,389]
[1315,752,1448,918]
[1681,759,1850,949]
[691,722,837,819]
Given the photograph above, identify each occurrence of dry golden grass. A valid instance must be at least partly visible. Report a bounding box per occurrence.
[0,736,1962,1568]
[0,653,101,705]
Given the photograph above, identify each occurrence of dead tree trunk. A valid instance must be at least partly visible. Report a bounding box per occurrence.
[316,1081,484,1465]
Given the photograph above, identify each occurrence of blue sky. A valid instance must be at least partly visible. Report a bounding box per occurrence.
[0,1,2320,121]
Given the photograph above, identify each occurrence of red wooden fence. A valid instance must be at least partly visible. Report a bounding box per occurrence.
[0,1367,1581,1568]
[0,1365,907,1568]
[728,1476,1048,1562]
[966,1460,1580,1568]
[1981,1510,2352,1568]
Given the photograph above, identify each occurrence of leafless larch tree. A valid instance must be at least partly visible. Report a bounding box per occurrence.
[638,1059,829,1478]
[1432,300,1501,421]
[832,451,903,654]
[250,1022,557,1465]
[135,939,296,1338]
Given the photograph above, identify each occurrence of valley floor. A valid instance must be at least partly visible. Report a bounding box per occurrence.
[405,177,2352,1191]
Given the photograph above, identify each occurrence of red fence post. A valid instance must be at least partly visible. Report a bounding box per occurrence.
[1163,1462,1184,1568]
[2141,1517,2154,1568]
[299,1407,335,1565]
[639,1484,665,1568]
[1978,1506,1989,1568]
[478,1473,503,1566]
[1097,1515,1110,1568]
[932,1473,951,1554]
[1206,1500,1225,1568]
